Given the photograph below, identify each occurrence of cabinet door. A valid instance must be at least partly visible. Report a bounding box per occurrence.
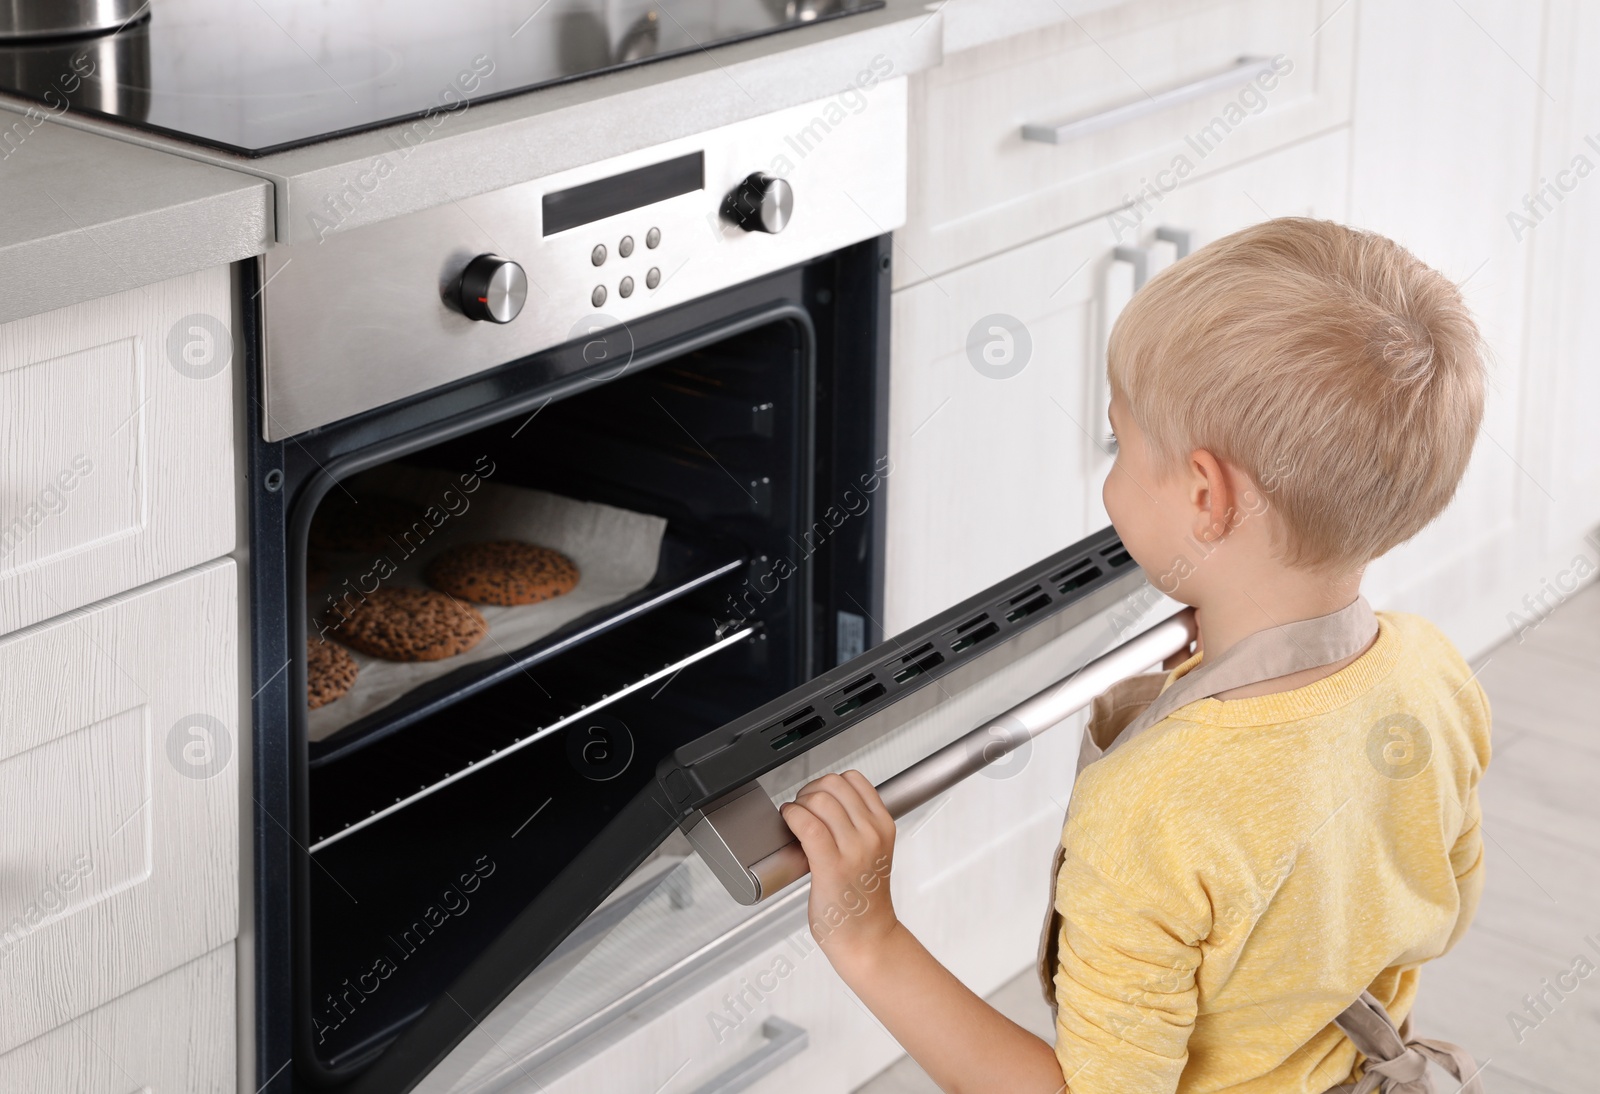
[0,945,234,1093]
[887,128,1350,634]
[1520,2,1600,553]
[1342,0,1544,655]
[898,0,1356,283]
[0,561,238,1051]
[0,266,235,636]
[885,217,1101,633]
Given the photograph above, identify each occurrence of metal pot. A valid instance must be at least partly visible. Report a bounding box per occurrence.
[0,0,147,40]
[0,19,150,119]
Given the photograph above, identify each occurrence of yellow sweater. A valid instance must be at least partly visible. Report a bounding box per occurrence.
[1049,611,1491,1093]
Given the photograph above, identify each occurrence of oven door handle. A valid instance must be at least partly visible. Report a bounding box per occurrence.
[682,608,1198,905]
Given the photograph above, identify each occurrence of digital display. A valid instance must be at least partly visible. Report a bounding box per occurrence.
[542,151,705,236]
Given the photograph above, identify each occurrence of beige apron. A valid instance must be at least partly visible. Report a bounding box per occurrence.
[1035,598,1485,1094]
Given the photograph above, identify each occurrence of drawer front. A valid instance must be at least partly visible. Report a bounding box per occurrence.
[525,908,894,1094]
[897,0,1356,284]
[0,944,234,1093]
[0,265,236,636]
[0,561,238,1051]
[886,128,1349,633]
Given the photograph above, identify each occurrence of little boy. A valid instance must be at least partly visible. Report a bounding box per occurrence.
[781,218,1491,1093]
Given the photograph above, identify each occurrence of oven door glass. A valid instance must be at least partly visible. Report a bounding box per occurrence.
[339,532,1177,1093]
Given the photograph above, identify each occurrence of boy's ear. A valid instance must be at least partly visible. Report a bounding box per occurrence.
[1186,448,1236,542]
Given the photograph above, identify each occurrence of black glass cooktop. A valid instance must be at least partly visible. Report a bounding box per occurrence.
[0,0,882,157]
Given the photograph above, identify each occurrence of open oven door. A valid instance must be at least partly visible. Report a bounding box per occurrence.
[326,527,1191,1094]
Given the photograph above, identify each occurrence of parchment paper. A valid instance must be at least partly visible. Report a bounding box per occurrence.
[307,467,667,742]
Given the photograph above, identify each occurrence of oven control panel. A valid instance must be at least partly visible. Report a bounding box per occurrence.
[258,79,907,440]
[544,213,669,318]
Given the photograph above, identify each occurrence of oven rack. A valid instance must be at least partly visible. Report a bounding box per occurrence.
[308,624,756,852]
[308,529,745,767]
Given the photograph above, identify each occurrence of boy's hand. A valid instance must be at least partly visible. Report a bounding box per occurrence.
[780,771,898,967]
[781,773,1069,1092]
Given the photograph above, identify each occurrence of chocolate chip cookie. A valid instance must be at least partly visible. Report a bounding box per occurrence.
[306,635,359,709]
[425,541,580,607]
[326,587,488,662]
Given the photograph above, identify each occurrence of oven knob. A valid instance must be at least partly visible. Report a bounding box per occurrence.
[722,173,793,234]
[459,254,528,323]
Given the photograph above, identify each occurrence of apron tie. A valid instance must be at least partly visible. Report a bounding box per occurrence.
[1327,992,1485,1094]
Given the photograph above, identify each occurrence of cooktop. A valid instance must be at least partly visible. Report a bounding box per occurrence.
[0,0,882,157]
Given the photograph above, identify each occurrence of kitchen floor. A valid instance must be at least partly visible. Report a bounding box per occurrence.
[857,581,1600,1094]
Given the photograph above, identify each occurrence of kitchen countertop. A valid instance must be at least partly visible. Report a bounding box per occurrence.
[0,0,1127,321]
[0,120,271,324]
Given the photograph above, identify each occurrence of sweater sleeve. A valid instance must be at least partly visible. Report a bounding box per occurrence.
[1444,795,1484,954]
[1444,678,1491,953]
[1049,841,1204,1094]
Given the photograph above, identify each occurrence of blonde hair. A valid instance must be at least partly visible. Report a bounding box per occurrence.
[1108,217,1485,571]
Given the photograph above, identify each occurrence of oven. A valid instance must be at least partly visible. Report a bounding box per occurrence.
[245,79,1186,1093]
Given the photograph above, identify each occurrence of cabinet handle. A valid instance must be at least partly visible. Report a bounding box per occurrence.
[1087,242,1153,462]
[687,1017,810,1094]
[1112,244,1151,291]
[1156,226,1193,259]
[684,610,1197,904]
[1023,55,1277,144]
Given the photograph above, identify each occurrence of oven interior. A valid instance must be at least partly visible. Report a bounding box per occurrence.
[297,317,856,1073]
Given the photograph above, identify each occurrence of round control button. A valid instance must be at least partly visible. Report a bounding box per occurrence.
[645,267,660,290]
[591,244,607,266]
[722,173,793,234]
[618,235,634,258]
[458,254,528,324]
[646,227,661,249]
[618,276,634,299]
[592,284,607,307]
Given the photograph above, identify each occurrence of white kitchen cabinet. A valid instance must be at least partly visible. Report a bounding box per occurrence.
[886,129,1350,634]
[1518,1,1600,556]
[0,560,238,1052]
[884,214,1100,635]
[0,265,236,637]
[897,0,1356,286]
[1340,0,1547,658]
[0,944,234,1093]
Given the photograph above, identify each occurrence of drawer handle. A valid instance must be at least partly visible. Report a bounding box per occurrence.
[684,611,1197,904]
[688,1017,810,1094]
[1022,55,1277,144]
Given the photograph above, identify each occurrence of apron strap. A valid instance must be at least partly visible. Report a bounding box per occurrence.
[1107,595,1379,755]
[1324,992,1486,1094]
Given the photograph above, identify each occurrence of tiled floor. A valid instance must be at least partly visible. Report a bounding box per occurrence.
[858,583,1600,1093]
